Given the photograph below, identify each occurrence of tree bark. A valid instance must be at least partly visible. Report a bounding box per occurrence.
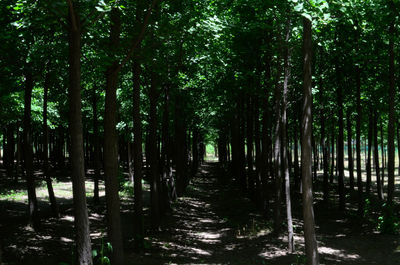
[133,59,144,243]
[336,48,345,211]
[23,63,39,228]
[148,70,160,227]
[366,110,372,194]
[160,85,172,212]
[319,77,329,203]
[355,64,363,212]
[301,17,319,265]
[347,110,354,190]
[387,19,395,204]
[373,111,384,200]
[397,124,400,176]
[67,3,93,264]
[330,129,335,184]
[92,85,100,204]
[43,66,59,217]
[273,61,282,234]
[281,21,294,251]
[246,95,255,197]
[103,8,124,265]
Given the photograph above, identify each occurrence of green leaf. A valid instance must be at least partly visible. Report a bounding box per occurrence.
[294,3,304,12]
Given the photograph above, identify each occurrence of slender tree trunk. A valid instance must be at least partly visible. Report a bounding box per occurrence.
[133,58,144,244]
[92,85,100,204]
[160,85,172,213]
[254,96,262,208]
[366,110,372,194]
[43,66,59,217]
[6,125,15,180]
[397,124,400,176]
[387,19,395,203]
[294,124,300,190]
[380,122,385,190]
[103,8,124,265]
[373,111,383,200]
[149,70,160,227]
[336,49,345,211]
[261,35,272,215]
[67,5,93,264]
[15,122,21,182]
[319,77,329,203]
[23,63,39,228]
[330,129,335,183]
[355,64,363,212]
[246,95,255,197]
[238,96,247,191]
[281,22,294,251]
[347,111,354,190]
[301,17,319,265]
[273,61,282,234]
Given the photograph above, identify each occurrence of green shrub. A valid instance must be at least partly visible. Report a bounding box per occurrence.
[377,203,399,234]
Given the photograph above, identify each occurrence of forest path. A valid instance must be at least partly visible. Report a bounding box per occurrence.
[128,162,400,265]
[128,162,295,265]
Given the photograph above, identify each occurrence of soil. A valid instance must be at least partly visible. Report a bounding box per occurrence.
[1,162,400,264]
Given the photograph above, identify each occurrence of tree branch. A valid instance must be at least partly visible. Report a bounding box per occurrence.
[118,0,160,71]
[66,0,78,31]
[81,8,106,30]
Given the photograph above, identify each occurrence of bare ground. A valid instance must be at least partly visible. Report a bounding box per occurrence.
[1,162,400,264]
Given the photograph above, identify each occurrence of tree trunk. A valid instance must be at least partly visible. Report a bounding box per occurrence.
[336,49,345,211]
[23,63,39,228]
[261,37,272,216]
[366,110,372,194]
[273,60,282,234]
[294,123,300,190]
[355,64,363,212]
[347,111,354,190]
[301,17,319,265]
[387,19,395,203]
[133,59,144,244]
[67,5,93,264]
[6,125,15,180]
[15,122,21,182]
[92,85,100,204]
[373,111,384,200]
[254,96,262,208]
[380,121,385,190]
[43,66,59,217]
[148,70,160,227]
[246,95,254,197]
[103,8,124,265]
[397,124,400,176]
[319,77,329,203]
[281,21,294,251]
[330,129,335,184]
[160,85,172,212]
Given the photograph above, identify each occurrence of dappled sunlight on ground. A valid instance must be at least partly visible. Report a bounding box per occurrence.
[3,162,400,264]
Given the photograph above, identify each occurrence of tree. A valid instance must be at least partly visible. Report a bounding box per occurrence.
[301,16,319,265]
[66,1,93,263]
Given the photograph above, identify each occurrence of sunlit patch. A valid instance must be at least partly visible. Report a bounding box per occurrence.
[224,243,237,250]
[61,215,74,222]
[60,237,73,243]
[190,247,212,256]
[258,247,288,258]
[319,246,360,260]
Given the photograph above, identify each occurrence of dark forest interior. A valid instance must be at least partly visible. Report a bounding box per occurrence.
[1,1,400,265]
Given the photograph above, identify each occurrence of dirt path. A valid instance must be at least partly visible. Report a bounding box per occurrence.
[128,163,293,265]
[127,162,400,265]
[2,162,400,264]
